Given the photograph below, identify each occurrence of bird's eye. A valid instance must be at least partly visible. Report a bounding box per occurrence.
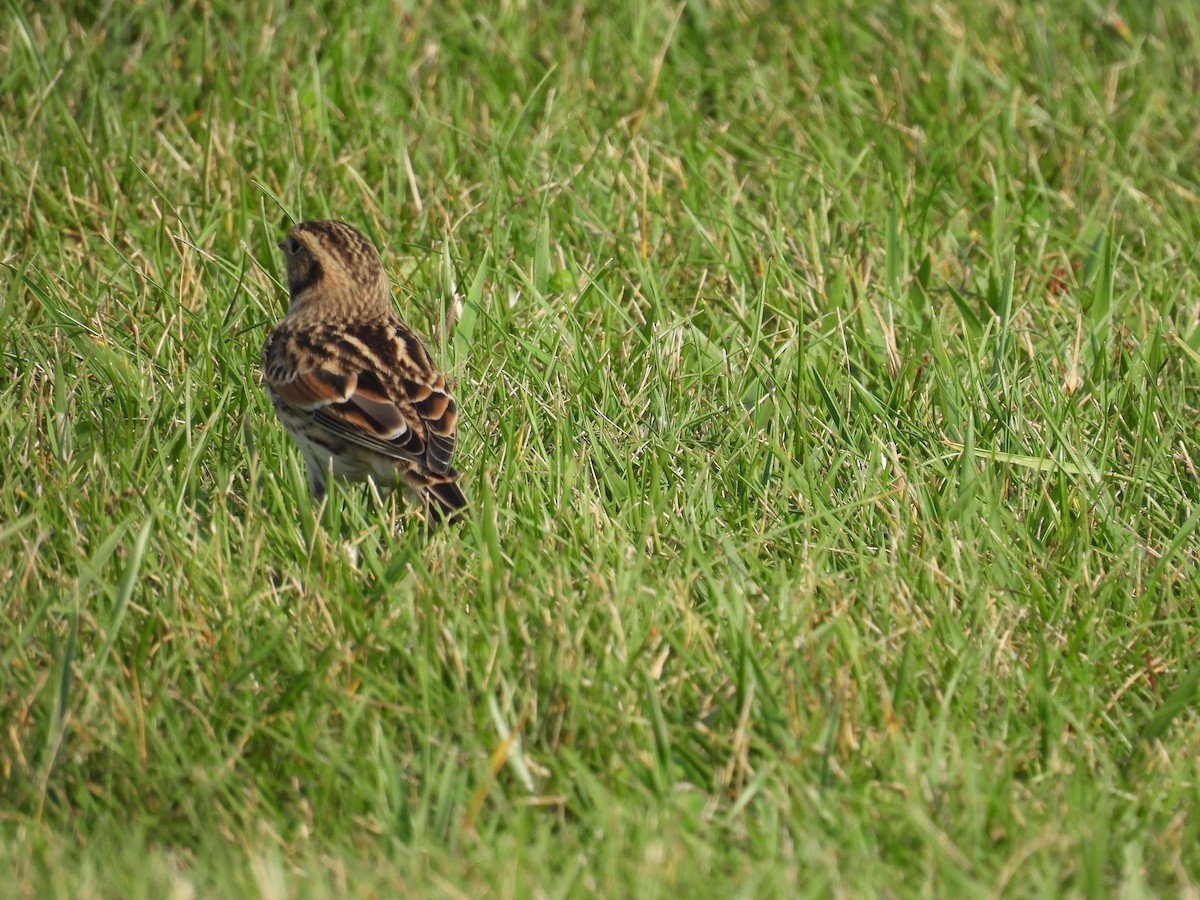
[278,237,301,255]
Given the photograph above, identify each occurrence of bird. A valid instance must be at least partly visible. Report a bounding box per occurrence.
[261,219,467,523]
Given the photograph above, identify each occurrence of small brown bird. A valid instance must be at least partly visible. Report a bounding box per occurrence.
[261,220,467,522]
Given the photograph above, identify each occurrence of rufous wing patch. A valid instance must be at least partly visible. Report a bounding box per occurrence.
[271,368,357,409]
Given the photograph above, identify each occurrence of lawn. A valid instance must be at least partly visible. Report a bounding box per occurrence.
[3,0,1200,895]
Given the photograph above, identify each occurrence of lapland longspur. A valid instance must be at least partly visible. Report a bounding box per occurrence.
[261,220,467,522]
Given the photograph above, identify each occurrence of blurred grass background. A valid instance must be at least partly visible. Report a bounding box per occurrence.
[2,0,1199,895]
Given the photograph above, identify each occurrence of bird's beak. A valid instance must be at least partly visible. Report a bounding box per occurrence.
[276,240,287,251]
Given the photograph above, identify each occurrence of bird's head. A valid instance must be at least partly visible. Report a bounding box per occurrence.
[278,220,390,315]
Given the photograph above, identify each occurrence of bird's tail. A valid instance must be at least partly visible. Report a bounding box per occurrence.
[421,475,468,525]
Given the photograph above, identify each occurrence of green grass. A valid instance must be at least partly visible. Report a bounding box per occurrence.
[3,0,1200,895]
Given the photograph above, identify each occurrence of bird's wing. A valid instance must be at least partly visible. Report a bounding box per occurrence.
[262,319,458,473]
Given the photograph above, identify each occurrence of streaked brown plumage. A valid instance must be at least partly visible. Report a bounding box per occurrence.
[261,219,467,522]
